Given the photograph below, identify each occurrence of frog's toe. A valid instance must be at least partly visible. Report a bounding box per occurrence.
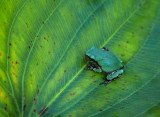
[85,66,94,70]
[99,80,111,85]
[103,47,109,51]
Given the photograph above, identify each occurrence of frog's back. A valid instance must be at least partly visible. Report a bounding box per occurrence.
[86,46,123,72]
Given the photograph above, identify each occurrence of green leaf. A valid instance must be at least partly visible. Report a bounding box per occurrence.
[0,0,160,117]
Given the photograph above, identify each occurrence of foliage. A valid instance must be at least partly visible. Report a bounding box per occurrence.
[0,0,160,116]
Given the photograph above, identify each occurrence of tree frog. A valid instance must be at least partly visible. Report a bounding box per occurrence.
[85,46,124,85]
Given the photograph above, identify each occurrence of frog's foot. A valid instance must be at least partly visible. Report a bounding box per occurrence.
[86,66,94,70]
[103,47,109,51]
[85,63,93,70]
[99,80,112,85]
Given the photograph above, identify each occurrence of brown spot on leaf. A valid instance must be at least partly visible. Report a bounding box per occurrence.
[4,107,7,111]
[34,98,37,105]
[8,56,10,59]
[64,70,67,72]
[23,104,26,111]
[99,109,103,111]
[37,89,39,95]
[121,54,125,56]
[58,78,62,82]
[48,51,51,55]
[90,80,97,85]
[140,26,144,29]
[4,96,7,100]
[36,62,39,66]
[70,92,77,96]
[134,75,137,77]
[48,67,51,70]
[0,53,1,56]
[91,74,96,78]
[139,3,142,7]
[118,44,121,46]
[0,88,2,94]
[25,22,29,28]
[29,46,31,49]
[9,43,12,46]
[15,61,18,64]
[42,21,44,24]
[141,52,146,54]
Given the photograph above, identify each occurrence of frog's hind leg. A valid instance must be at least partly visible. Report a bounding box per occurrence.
[103,47,109,51]
[99,74,122,85]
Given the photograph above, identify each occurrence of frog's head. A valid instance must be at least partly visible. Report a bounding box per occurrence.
[85,46,97,59]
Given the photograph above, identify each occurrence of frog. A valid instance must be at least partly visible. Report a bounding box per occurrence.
[85,46,124,85]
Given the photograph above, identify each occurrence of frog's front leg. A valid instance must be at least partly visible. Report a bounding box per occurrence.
[93,67,102,72]
[87,66,102,73]
[85,63,102,72]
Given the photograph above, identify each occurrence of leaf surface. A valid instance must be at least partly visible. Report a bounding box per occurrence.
[0,0,160,117]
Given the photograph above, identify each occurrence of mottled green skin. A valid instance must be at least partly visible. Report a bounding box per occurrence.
[86,46,124,80]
